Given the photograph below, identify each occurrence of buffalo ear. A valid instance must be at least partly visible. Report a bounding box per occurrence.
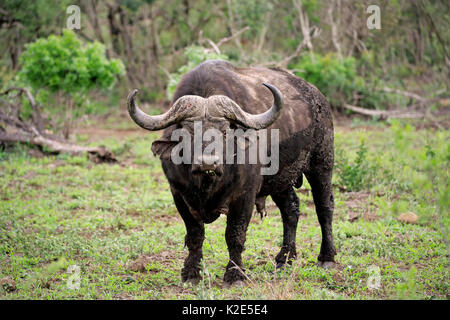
[151,139,178,159]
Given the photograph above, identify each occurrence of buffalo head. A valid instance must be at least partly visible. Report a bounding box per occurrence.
[127,83,283,183]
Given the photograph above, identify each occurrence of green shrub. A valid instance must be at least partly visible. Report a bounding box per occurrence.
[16,29,125,136]
[18,29,125,94]
[290,52,391,109]
[290,53,357,107]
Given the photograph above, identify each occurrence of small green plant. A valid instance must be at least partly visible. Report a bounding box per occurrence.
[335,138,375,191]
[395,267,421,299]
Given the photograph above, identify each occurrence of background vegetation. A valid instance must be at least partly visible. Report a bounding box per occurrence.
[0,0,448,300]
[1,0,448,110]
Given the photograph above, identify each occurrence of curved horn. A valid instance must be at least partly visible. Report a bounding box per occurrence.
[127,89,205,131]
[217,83,283,129]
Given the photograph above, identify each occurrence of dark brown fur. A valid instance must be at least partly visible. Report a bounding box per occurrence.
[153,60,336,284]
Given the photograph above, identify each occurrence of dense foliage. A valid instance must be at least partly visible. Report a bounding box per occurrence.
[18,30,124,96]
[0,0,448,108]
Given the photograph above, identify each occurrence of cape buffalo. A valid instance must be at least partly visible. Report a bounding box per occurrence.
[127,60,336,284]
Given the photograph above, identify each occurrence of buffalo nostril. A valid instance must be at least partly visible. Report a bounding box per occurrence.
[192,156,221,176]
[195,155,220,165]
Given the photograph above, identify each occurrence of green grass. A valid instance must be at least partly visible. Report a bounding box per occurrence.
[0,119,448,300]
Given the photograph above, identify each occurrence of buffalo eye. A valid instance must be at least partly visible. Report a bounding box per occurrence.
[229,122,238,130]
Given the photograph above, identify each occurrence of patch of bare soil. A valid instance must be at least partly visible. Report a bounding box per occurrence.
[264,201,278,213]
[74,127,147,142]
[152,213,181,224]
[127,255,154,272]
[0,276,16,292]
[160,284,197,297]
[127,252,179,273]
[343,191,380,222]
[113,292,134,300]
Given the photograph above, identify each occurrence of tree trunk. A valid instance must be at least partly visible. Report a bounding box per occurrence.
[293,0,313,51]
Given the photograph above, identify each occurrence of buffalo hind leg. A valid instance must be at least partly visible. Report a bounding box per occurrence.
[172,191,205,284]
[224,196,253,285]
[305,169,337,267]
[272,187,300,269]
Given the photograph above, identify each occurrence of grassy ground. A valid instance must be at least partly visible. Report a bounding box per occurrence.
[0,115,448,300]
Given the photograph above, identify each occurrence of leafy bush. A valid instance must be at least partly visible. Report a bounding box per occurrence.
[167,46,228,101]
[18,29,124,94]
[290,52,391,109]
[290,53,357,107]
[16,29,125,136]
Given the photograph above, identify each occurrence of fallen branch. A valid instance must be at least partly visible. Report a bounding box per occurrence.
[0,87,117,163]
[0,131,116,163]
[1,87,45,133]
[342,104,426,120]
[382,87,427,103]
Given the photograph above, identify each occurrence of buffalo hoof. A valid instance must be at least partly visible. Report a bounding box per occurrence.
[275,262,293,271]
[276,262,286,270]
[317,261,335,269]
[224,268,247,285]
[183,276,201,285]
[275,257,296,270]
[181,268,201,285]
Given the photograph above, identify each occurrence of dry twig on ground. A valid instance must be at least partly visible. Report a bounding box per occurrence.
[0,87,117,163]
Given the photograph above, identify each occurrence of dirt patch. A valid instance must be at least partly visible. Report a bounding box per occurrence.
[345,191,372,201]
[74,127,148,142]
[153,213,181,224]
[0,276,16,292]
[114,292,135,300]
[362,211,380,222]
[343,191,380,222]
[127,251,179,273]
[160,284,197,297]
[49,160,66,170]
[265,202,278,213]
[127,255,153,272]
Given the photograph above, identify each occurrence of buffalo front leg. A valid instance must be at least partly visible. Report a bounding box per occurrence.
[223,197,253,284]
[182,221,205,283]
[272,187,300,269]
[305,168,337,267]
[172,191,205,284]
